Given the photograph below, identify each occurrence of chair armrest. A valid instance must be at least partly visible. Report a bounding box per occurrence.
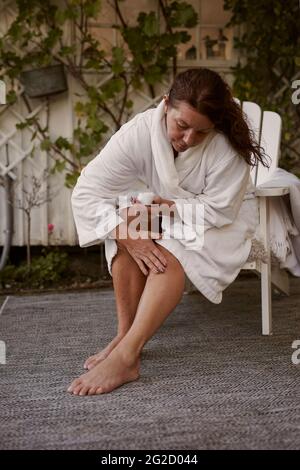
[254,186,290,197]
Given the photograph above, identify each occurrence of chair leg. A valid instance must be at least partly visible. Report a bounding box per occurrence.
[261,263,272,335]
[260,196,272,335]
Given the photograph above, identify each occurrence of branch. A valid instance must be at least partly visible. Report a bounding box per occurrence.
[113,0,127,28]
[117,73,130,126]
[112,0,155,98]
[158,0,177,76]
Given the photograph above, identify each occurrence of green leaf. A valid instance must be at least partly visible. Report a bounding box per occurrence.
[144,65,163,85]
[59,46,76,57]
[41,28,63,51]
[65,171,80,188]
[54,7,79,24]
[87,86,100,101]
[87,116,107,133]
[6,90,17,105]
[74,102,86,116]
[101,78,124,99]
[111,47,125,74]
[40,139,52,151]
[125,100,133,109]
[167,1,198,28]
[7,22,23,41]
[143,12,158,37]
[51,160,66,173]
[55,136,72,150]
[85,59,102,70]
[83,0,102,18]
[16,121,28,130]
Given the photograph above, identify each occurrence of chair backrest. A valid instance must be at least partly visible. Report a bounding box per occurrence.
[257,111,281,185]
[240,100,282,186]
[242,101,262,185]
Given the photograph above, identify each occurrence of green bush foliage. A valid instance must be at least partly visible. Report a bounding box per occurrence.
[224,0,300,174]
[0,249,69,288]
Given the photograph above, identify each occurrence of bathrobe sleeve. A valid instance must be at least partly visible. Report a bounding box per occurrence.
[175,153,251,233]
[71,122,146,247]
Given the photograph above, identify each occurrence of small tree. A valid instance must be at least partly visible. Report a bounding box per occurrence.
[15,170,56,267]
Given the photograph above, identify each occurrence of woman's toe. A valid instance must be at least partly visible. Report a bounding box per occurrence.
[72,383,84,395]
[87,361,98,370]
[83,359,91,369]
[79,385,90,396]
[67,379,80,393]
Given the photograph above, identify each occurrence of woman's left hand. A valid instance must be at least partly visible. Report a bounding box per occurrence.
[127,196,176,222]
[152,196,175,208]
[130,195,175,208]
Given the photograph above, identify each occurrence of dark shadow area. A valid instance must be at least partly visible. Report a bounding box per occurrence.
[0,245,112,294]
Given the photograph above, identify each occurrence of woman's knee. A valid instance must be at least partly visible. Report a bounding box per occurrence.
[155,245,184,275]
[112,242,137,269]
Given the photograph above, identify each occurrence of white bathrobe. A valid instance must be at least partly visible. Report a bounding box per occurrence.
[71,101,258,303]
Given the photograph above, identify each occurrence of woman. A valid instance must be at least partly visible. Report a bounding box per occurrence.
[68,68,267,396]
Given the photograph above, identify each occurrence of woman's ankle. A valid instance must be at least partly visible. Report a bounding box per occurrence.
[117,325,133,338]
[115,337,144,365]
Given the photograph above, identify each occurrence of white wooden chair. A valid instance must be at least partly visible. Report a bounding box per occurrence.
[185,100,290,336]
[241,100,289,336]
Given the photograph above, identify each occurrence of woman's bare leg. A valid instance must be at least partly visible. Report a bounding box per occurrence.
[83,243,147,369]
[68,246,185,395]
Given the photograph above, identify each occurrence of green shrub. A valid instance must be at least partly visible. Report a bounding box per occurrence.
[0,249,69,289]
[224,0,300,174]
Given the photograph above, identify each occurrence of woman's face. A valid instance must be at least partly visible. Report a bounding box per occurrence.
[164,99,214,153]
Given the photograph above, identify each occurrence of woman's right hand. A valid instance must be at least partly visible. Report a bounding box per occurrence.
[115,223,167,275]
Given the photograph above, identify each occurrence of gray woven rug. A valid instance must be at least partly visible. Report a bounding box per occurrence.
[0,277,300,450]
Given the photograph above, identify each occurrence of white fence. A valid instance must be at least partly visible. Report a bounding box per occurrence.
[0,79,77,246]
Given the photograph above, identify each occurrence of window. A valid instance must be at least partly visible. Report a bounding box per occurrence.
[177,0,236,65]
[88,0,237,68]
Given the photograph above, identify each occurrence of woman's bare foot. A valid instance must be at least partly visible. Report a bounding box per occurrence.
[68,349,140,396]
[83,334,125,370]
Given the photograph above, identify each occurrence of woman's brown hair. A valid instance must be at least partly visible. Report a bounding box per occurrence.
[168,68,269,168]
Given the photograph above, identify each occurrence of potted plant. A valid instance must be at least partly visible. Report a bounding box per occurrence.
[204,35,217,58]
[20,63,68,98]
